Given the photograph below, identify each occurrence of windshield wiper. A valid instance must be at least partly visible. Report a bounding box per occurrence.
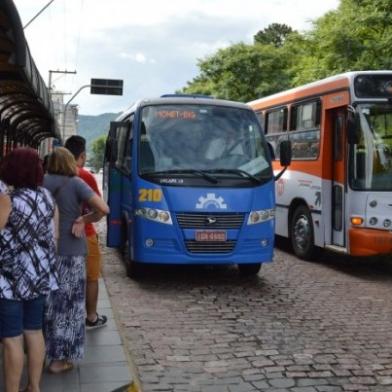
[206,169,263,184]
[142,169,218,184]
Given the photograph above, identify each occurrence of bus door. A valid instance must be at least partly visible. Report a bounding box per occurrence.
[331,109,346,247]
[104,120,131,247]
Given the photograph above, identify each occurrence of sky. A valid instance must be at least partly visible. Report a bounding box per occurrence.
[13,0,340,115]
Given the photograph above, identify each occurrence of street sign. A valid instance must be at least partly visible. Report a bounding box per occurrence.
[90,78,123,95]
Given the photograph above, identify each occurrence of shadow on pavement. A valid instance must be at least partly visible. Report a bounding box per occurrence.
[275,234,392,282]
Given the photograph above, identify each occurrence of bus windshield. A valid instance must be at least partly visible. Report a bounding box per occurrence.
[350,103,392,190]
[139,104,272,183]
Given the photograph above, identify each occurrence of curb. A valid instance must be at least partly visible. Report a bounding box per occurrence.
[111,381,141,392]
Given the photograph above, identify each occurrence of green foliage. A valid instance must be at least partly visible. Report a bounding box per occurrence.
[90,135,106,170]
[182,42,292,102]
[254,23,294,47]
[182,1,392,100]
[288,0,392,84]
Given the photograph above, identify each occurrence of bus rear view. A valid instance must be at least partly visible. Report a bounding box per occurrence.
[104,96,279,278]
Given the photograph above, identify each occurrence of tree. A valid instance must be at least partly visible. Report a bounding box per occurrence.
[182,42,292,102]
[254,23,295,47]
[292,0,392,84]
[90,135,106,171]
[182,2,392,102]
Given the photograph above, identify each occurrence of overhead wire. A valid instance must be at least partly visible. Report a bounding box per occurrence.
[23,0,56,29]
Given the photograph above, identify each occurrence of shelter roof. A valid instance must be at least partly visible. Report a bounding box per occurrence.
[0,0,59,145]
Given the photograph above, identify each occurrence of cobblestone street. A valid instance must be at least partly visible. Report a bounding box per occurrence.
[102,237,392,392]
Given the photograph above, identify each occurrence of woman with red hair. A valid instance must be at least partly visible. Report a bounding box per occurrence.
[0,147,59,392]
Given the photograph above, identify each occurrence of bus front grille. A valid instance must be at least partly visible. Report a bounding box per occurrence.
[185,240,236,253]
[176,213,244,229]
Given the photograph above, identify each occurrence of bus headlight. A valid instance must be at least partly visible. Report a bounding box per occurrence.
[247,208,275,225]
[135,208,173,225]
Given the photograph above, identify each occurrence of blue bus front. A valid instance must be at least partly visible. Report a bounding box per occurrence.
[106,98,275,276]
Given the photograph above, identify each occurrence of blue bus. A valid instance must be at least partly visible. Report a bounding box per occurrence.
[103,95,290,278]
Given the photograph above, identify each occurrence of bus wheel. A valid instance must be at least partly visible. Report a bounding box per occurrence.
[126,258,143,279]
[238,263,261,276]
[121,218,129,257]
[122,223,143,279]
[290,205,318,260]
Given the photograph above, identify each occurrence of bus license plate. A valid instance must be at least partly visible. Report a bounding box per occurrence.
[195,231,227,242]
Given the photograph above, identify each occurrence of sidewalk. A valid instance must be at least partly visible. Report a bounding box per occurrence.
[0,278,134,392]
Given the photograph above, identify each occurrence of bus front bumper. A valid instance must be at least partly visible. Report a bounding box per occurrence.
[349,227,392,256]
[133,237,274,265]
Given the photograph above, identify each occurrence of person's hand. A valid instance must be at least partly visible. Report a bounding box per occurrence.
[72,216,85,238]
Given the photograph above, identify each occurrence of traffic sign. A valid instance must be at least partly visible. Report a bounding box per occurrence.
[90,78,123,95]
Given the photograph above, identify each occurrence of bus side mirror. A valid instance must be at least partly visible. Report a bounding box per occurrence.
[347,111,360,145]
[275,140,291,181]
[279,140,292,167]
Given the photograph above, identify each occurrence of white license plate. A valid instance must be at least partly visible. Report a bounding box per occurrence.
[195,231,227,242]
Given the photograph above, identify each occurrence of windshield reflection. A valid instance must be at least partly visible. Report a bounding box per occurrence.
[350,104,392,190]
[139,104,272,182]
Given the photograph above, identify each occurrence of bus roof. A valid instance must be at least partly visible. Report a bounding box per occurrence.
[116,96,252,122]
[248,70,392,109]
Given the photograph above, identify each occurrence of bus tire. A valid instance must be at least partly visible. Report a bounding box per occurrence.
[238,263,261,276]
[121,216,129,257]
[121,220,143,279]
[290,205,319,260]
[126,258,143,280]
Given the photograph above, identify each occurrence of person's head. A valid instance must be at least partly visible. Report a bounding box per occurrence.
[47,147,78,177]
[64,135,86,167]
[0,147,43,189]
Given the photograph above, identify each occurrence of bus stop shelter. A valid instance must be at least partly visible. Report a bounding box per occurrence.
[0,0,58,159]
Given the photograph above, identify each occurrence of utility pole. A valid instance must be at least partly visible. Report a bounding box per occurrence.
[48,70,77,144]
[62,84,91,141]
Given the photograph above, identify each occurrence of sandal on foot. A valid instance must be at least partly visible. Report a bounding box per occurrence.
[86,313,107,329]
[47,362,74,374]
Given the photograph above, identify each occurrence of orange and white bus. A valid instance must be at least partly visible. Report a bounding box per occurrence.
[248,71,392,259]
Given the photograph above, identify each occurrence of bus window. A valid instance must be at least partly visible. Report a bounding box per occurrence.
[291,101,320,130]
[115,122,130,169]
[265,107,288,160]
[351,104,392,190]
[266,107,287,134]
[121,115,134,175]
[256,111,264,130]
[334,114,344,161]
[290,101,321,160]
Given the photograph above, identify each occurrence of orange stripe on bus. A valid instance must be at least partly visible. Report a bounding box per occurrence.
[250,77,350,110]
